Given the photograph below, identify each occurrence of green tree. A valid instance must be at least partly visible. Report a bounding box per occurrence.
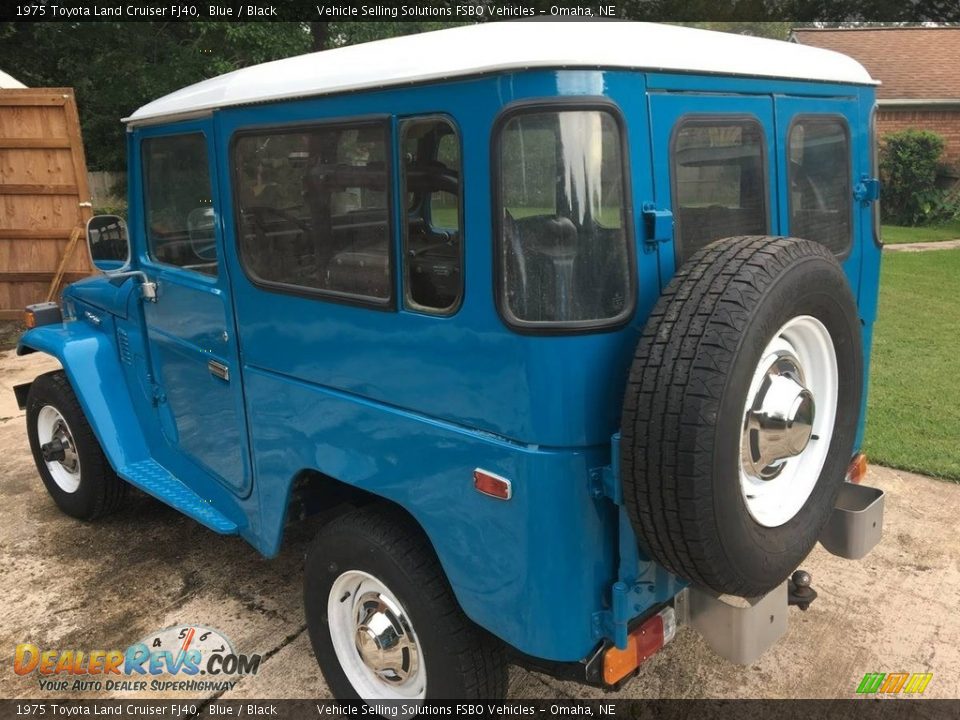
[680,22,793,38]
[879,129,955,226]
[0,22,312,170]
[310,21,466,51]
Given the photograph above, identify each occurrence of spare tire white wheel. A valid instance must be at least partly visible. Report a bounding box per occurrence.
[621,236,862,597]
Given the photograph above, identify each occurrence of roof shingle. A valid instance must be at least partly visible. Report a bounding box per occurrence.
[793,27,960,100]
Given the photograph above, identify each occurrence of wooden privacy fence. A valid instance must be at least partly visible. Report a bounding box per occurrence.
[0,87,93,320]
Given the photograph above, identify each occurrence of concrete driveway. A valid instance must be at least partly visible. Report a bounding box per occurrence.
[1,349,957,700]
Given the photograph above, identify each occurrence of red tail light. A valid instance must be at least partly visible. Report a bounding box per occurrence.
[602,607,677,685]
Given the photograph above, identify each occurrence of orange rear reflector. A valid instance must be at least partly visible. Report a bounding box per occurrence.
[23,310,36,329]
[602,607,676,685]
[846,453,868,485]
[602,635,640,686]
[473,469,512,500]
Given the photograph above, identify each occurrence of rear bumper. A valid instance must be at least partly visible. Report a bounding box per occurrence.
[543,479,886,687]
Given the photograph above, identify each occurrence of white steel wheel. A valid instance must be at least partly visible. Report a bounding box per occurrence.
[327,569,426,700]
[36,405,82,494]
[739,315,839,528]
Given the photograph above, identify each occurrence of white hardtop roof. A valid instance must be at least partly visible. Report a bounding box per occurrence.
[125,22,876,125]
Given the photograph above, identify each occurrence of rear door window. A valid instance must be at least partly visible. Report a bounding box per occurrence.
[788,117,851,255]
[672,118,768,263]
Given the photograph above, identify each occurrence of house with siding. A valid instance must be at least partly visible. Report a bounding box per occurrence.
[791,26,960,177]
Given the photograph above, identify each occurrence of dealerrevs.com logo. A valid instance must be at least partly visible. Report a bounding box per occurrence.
[856,672,933,696]
[13,625,261,693]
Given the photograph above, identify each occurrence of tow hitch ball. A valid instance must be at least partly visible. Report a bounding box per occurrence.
[40,438,68,463]
[788,570,817,611]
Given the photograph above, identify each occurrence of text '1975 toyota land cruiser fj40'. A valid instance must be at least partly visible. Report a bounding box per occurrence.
[15,21,886,702]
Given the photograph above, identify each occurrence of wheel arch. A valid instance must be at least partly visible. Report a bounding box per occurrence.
[272,467,444,568]
[17,323,149,472]
[269,465,510,645]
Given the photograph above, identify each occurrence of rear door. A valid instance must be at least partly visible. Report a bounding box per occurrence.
[774,95,862,291]
[134,121,252,497]
[647,92,778,289]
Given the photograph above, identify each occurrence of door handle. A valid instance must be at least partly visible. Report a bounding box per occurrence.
[208,360,230,381]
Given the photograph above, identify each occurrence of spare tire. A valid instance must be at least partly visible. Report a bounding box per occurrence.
[621,236,862,597]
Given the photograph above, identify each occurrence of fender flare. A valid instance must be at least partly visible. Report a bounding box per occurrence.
[18,322,149,471]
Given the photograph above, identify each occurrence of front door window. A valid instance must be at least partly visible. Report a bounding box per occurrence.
[142,133,217,275]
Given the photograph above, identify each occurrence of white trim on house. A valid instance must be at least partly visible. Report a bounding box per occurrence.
[877,99,960,109]
[125,22,876,126]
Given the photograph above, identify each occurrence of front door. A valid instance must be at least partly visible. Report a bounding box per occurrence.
[134,122,251,496]
[647,92,778,289]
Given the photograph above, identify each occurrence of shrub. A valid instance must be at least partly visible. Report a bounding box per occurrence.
[879,129,957,226]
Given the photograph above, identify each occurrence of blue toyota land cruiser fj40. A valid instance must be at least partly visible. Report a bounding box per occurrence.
[15,22,885,701]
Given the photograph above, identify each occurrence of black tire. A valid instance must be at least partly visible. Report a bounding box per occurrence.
[304,504,507,700]
[621,236,862,597]
[26,370,127,520]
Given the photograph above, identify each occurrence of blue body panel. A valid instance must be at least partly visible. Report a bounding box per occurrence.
[19,68,881,663]
[20,312,148,468]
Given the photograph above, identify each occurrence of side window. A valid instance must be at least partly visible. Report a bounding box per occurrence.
[400,117,463,314]
[233,122,392,304]
[788,117,851,255]
[142,133,217,276]
[496,108,633,329]
[672,118,767,263]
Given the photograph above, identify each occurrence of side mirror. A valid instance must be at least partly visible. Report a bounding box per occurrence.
[86,214,130,273]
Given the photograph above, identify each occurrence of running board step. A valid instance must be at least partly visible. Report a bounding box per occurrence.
[119,460,238,535]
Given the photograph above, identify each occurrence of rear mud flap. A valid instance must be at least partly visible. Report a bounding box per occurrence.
[14,382,31,410]
[676,482,884,664]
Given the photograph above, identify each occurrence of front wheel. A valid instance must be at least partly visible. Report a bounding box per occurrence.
[304,505,507,701]
[26,370,126,520]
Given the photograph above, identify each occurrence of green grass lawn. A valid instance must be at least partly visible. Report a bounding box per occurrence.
[880,219,960,245]
[863,248,960,480]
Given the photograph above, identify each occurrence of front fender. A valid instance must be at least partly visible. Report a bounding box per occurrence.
[18,321,148,471]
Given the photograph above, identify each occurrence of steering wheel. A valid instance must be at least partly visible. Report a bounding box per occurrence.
[408,230,457,258]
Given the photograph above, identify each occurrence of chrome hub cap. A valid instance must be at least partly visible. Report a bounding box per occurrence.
[353,590,420,685]
[37,405,81,493]
[328,570,426,699]
[739,316,838,528]
[741,353,816,480]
